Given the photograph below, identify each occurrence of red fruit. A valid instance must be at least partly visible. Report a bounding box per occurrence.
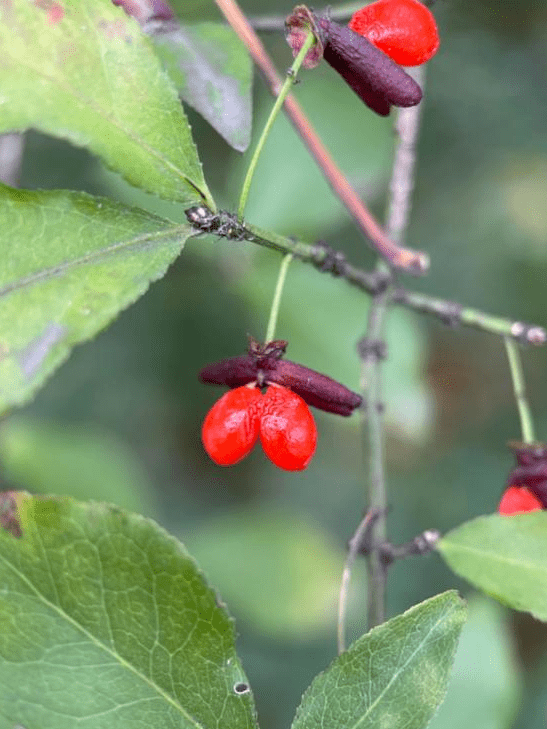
[349,0,440,67]
[498,485,543,515]
[202,386,262,466]
[259,385,317,471]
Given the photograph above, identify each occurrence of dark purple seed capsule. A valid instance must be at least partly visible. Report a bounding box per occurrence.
[199,355,258,388]
[269,360,362,416]
[317,17,422,114]
[527,482,547,509]
[199,340,362,416]
[511,441,547,468]
[505,441,547,508]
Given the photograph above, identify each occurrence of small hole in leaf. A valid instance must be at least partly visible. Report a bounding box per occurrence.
[233,682,250,695]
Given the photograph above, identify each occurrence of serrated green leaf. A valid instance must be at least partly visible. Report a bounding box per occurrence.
[0,0,212,205]
[0,492,258,729]
[152,22,253,152]
[437,512,547,621]
[0,184,191,413]
[292,591,466,729]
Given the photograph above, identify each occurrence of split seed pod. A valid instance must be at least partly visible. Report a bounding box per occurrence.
[285,5,422,116]
[199,338,362,417]
[318,16,422,115]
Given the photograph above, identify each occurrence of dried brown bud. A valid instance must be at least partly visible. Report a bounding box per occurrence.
[285,5,324,69]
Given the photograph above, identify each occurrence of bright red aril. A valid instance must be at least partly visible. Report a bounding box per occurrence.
[349,0,440,67]
[202,386,262,466]
[498,485,543,515]
[259,385,317,471]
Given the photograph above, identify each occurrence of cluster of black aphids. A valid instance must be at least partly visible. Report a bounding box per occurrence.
[184,206,248,240]
[199,337,362,416]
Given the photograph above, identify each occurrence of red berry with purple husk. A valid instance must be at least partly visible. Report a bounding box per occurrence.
[349,0,440,67]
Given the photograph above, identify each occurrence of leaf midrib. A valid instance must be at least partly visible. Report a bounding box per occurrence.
[440,540,547,573]
[348,602,457,729]
[0,546,203,728]
[0,224,189,298]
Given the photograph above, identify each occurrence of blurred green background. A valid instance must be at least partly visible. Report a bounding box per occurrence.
[2,0,547,726]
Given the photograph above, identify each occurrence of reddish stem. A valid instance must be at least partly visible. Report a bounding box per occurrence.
[214,0,429,275]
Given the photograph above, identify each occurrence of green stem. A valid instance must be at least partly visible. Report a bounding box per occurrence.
[504,337,536,444]
[360,265,392,630]
[189,219,546,345]
[237,32,316,219]
[265,254,293,343]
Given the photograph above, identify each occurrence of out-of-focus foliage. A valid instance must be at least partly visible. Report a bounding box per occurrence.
[429,597,521,729]
[186,506,348,639]
[3,0,547,725]
[0,417,156,515]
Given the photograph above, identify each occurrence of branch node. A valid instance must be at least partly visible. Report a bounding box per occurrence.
[311,241,348,276]
[511,322,547,346]
[438,302,463,328]
[367,528,441,564]
[357,337,387,361]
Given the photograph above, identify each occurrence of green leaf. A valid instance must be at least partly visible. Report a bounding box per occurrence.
[0,184,191,413]
[292,591,466,729]
[187,507,347,638]
[429,597,521,729]
[0,0,212,205]
[437,512,547,621]
[0,492,258,729]
[0,417,156,515]
[152,22,253,152]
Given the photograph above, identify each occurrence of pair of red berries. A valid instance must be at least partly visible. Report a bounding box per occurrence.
[349,0,440,67]
[202,383,317,471]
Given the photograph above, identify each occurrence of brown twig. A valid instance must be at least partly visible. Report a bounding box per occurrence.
[213,0,429,275]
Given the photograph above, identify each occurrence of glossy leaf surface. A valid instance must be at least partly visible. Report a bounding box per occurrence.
[0,493,257,729]
[152,21,253,152]
[292,591,466,729]
[0,0,211,204]
[0,185,191,413]
[438,512,547,621]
